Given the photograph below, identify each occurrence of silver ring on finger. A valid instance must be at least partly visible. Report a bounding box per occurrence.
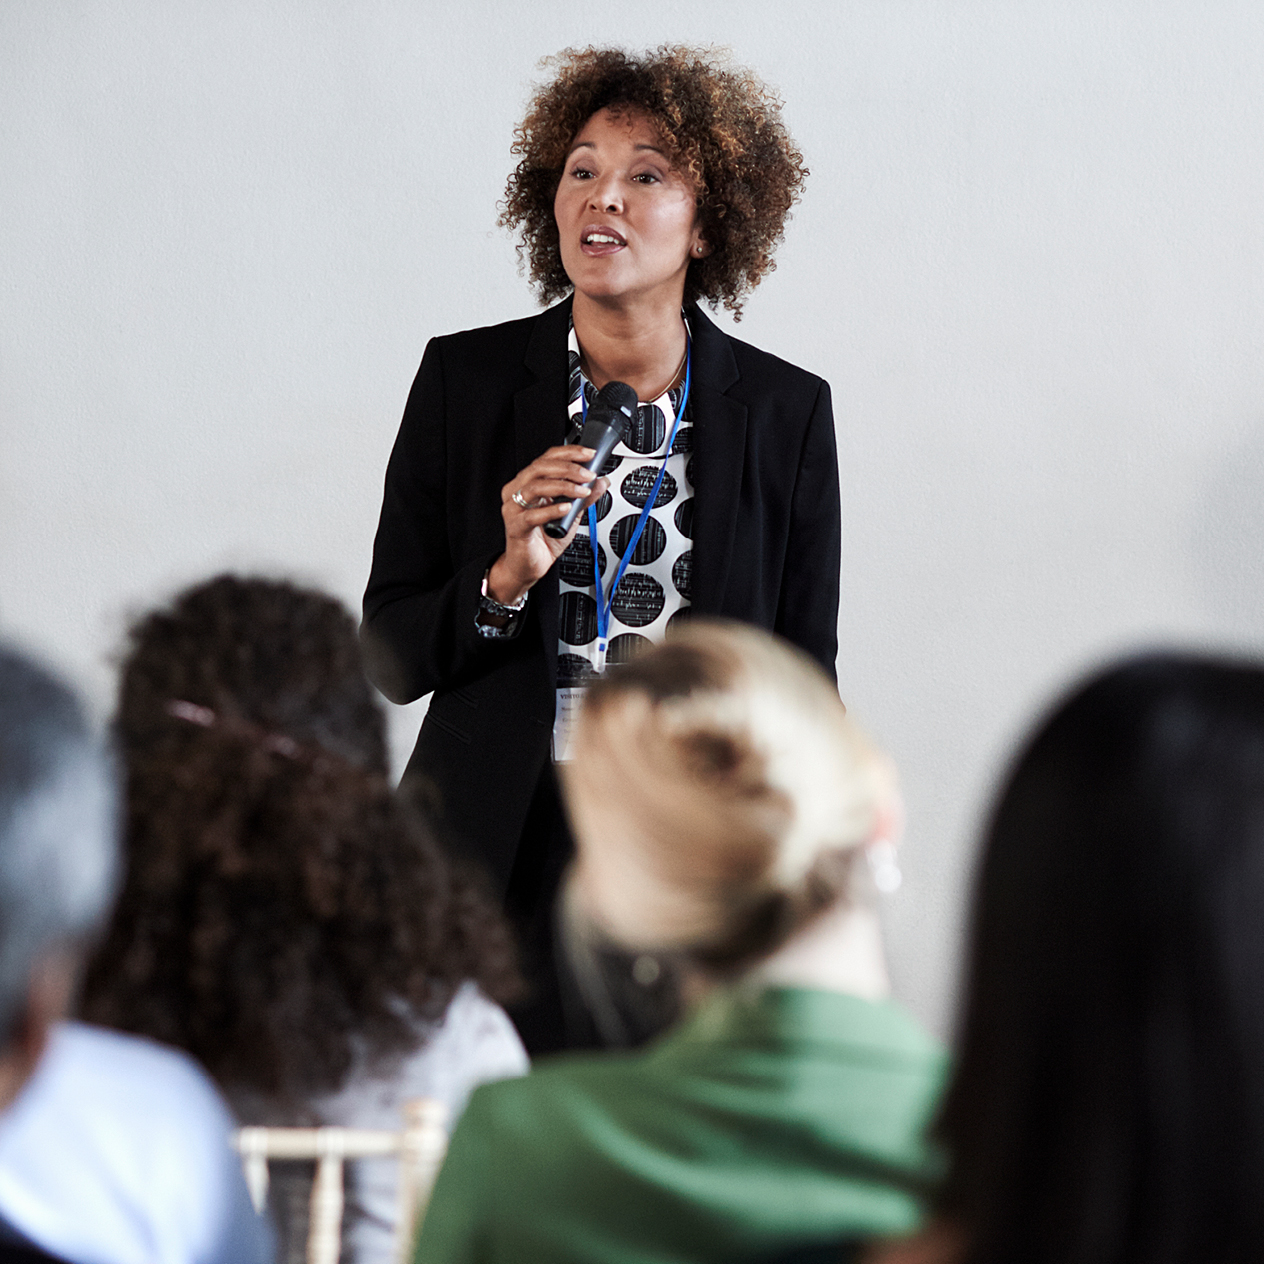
[511,489,530,509]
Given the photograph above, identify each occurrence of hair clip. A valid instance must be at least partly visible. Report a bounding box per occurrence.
[167,699,216,727]
[261,734,301,759]
[165,699,302,762]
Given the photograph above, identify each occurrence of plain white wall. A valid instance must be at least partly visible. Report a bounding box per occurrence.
[5,1,1264,1036]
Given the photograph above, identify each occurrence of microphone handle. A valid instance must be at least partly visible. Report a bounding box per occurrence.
[543,421,622,538]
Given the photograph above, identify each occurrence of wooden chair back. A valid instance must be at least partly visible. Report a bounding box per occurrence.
[232,1098,448,1264]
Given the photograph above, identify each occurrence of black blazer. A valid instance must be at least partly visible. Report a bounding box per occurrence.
[363,297,840,893]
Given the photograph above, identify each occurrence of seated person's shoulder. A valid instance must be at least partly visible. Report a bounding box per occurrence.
[433,981,528,1070]
[315,982,528,1129]
[26,1021,233,1146]
[0,1022,267,1264]
[456,1044,651,1148]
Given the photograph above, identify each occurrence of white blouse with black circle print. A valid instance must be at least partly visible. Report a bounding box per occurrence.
[552,320,694,761]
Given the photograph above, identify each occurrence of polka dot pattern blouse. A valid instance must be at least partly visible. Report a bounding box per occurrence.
[556,320,694,693]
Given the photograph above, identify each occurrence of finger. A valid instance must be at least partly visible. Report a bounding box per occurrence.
[512,479,605,534]
[505,492,571,528]
[539,480,606,551]
[522,448,601,474]
[504,471,584,504]
[517,478,596,503]
[547,508,588,551]
[539,446,595,462]
[524,459,603,486]
[507,449,594,489]
[509,502,572,534]
[557,478,606,517]
[578,476,609,508]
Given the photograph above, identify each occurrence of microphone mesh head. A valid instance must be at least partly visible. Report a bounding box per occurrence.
[596,381,639,440]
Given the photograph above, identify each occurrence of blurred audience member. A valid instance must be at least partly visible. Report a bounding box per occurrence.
[0,643,271,1264]
[82,576,526,1264]
[416,621,944,1264]
[874,652,1264,1264]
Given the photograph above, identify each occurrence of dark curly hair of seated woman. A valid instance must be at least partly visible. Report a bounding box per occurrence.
[81,574,526,1264]
[501,44,808,316]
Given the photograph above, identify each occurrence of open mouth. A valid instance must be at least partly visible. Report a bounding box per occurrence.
[581,227,626,254]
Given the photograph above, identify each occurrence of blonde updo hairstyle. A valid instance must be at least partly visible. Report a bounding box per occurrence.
[561,621,892,978]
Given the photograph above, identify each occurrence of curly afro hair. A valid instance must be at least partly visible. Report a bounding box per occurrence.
[500,45,808,318]
[82,574,519,1097]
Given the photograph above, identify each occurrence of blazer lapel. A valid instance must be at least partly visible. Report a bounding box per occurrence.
[687,304,746,616]
[514,296,573,685]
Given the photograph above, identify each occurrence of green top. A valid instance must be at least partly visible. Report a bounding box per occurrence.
[414,985,945,1264]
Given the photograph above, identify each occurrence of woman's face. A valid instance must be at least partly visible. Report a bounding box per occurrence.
[554,107,708,309]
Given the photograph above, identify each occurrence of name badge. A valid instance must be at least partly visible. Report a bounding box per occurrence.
[551,685,588,763]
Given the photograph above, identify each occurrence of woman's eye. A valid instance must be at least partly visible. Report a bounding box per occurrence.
[570,166,594,179]
[633,172,660,185]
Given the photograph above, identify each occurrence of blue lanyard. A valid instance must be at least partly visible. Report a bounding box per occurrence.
[582,339,691,668]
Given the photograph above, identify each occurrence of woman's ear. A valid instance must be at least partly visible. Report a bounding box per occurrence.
[690,236,712,259]
[872,791,905,851]
[864,784,905,897]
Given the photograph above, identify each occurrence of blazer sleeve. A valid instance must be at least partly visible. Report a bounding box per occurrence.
[775,379,841,682]
[361,339,507,704]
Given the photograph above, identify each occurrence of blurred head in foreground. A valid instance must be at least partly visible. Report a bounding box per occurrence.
[561,620,897,1000]
[416,623,942,1264]
[84,574,517,1098]
[935,652,1264,1264]
[0,645,115,1110]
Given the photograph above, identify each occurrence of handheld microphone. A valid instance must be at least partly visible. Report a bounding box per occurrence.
[544,380,638,538]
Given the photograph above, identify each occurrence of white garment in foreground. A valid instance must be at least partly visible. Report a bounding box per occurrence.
[0,1022,271,1264]
[230,981,528,1264]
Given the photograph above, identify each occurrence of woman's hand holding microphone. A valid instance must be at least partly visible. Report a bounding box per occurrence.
[487,449,608,606]
[487,381,635,608]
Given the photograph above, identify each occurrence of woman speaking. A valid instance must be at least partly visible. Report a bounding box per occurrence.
[362,46,840,1054]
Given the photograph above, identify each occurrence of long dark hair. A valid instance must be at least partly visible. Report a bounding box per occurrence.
[936,652,1264,1264]
[83,575,518,1097]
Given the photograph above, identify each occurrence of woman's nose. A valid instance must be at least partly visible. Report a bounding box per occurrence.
[588,175,622,213]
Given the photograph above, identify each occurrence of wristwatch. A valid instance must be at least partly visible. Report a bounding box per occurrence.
[475,568,528,635]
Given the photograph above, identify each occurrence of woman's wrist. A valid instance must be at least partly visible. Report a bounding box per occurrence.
[487,556,532,607]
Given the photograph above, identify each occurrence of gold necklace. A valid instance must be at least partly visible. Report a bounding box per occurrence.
[577,327,688,401]
[649,343,689,400]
